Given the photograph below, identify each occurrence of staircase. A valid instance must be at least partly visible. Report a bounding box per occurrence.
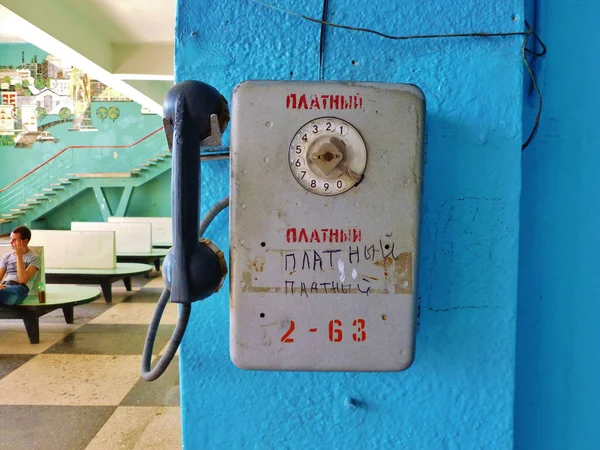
[0,127,171,235]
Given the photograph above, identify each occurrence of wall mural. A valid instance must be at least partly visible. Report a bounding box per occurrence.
[0,51,130,148]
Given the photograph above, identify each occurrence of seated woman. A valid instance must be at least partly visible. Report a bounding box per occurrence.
[0,226,41,305]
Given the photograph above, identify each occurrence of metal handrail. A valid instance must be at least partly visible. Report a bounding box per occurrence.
[0,127,168,219]
[0,127,165,193]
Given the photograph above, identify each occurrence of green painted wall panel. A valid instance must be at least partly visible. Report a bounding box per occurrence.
[41,188,102,229]
[100,186,125,215]
[127,171,171,217]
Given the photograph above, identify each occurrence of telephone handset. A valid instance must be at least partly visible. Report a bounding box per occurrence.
[141,81,229,381]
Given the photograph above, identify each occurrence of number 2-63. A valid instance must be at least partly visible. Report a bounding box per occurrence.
[280,319,366,343]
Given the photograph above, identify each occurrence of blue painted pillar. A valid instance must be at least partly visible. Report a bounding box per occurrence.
[515,0,600,448]
[175,0,524,447]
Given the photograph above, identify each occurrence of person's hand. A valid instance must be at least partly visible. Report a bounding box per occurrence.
[13,239,25,257]
[0,284,5,290]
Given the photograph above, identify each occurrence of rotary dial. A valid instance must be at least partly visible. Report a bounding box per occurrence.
[289,117,367,196]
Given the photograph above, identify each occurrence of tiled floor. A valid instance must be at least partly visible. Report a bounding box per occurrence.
[0,272,181,450]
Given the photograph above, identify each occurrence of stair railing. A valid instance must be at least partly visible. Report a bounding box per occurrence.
[0,127,167,217]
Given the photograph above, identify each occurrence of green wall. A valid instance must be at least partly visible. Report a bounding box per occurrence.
[127,171,171,217]
[41,189,103,229]
[1,101,165,184]
[0,43,171,226]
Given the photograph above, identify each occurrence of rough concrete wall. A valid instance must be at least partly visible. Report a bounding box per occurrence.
[175,0,524,448]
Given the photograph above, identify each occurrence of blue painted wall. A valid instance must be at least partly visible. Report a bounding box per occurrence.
[176,0,524,447]
[515,0,600,448]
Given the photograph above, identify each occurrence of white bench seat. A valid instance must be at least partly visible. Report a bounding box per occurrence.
[29,231,151,302]
[108,216,172,248]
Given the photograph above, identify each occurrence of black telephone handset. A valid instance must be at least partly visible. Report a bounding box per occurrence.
[142,81,229,381]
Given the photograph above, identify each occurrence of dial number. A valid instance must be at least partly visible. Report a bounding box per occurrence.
[337,124,349,136]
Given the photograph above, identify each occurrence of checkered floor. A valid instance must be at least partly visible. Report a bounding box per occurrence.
[0,272,181,450]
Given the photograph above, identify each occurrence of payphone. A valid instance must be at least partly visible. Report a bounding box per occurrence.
[142,80,424,380]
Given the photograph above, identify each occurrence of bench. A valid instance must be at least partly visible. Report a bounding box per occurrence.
[0,284,101,344]
[0,245,101,344]
[108,216,172,248]
[45,263,152,302]
[71,221,168,271]
[116,249,169,271]
[30,230,153,302]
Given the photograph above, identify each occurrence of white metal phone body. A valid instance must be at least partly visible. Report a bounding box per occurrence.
[230,80,425,371]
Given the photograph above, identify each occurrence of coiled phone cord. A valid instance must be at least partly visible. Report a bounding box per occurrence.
[141,196,229,382]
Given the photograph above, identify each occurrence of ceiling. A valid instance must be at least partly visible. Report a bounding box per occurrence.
[0,0,175,113]
[59,0,175,44]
